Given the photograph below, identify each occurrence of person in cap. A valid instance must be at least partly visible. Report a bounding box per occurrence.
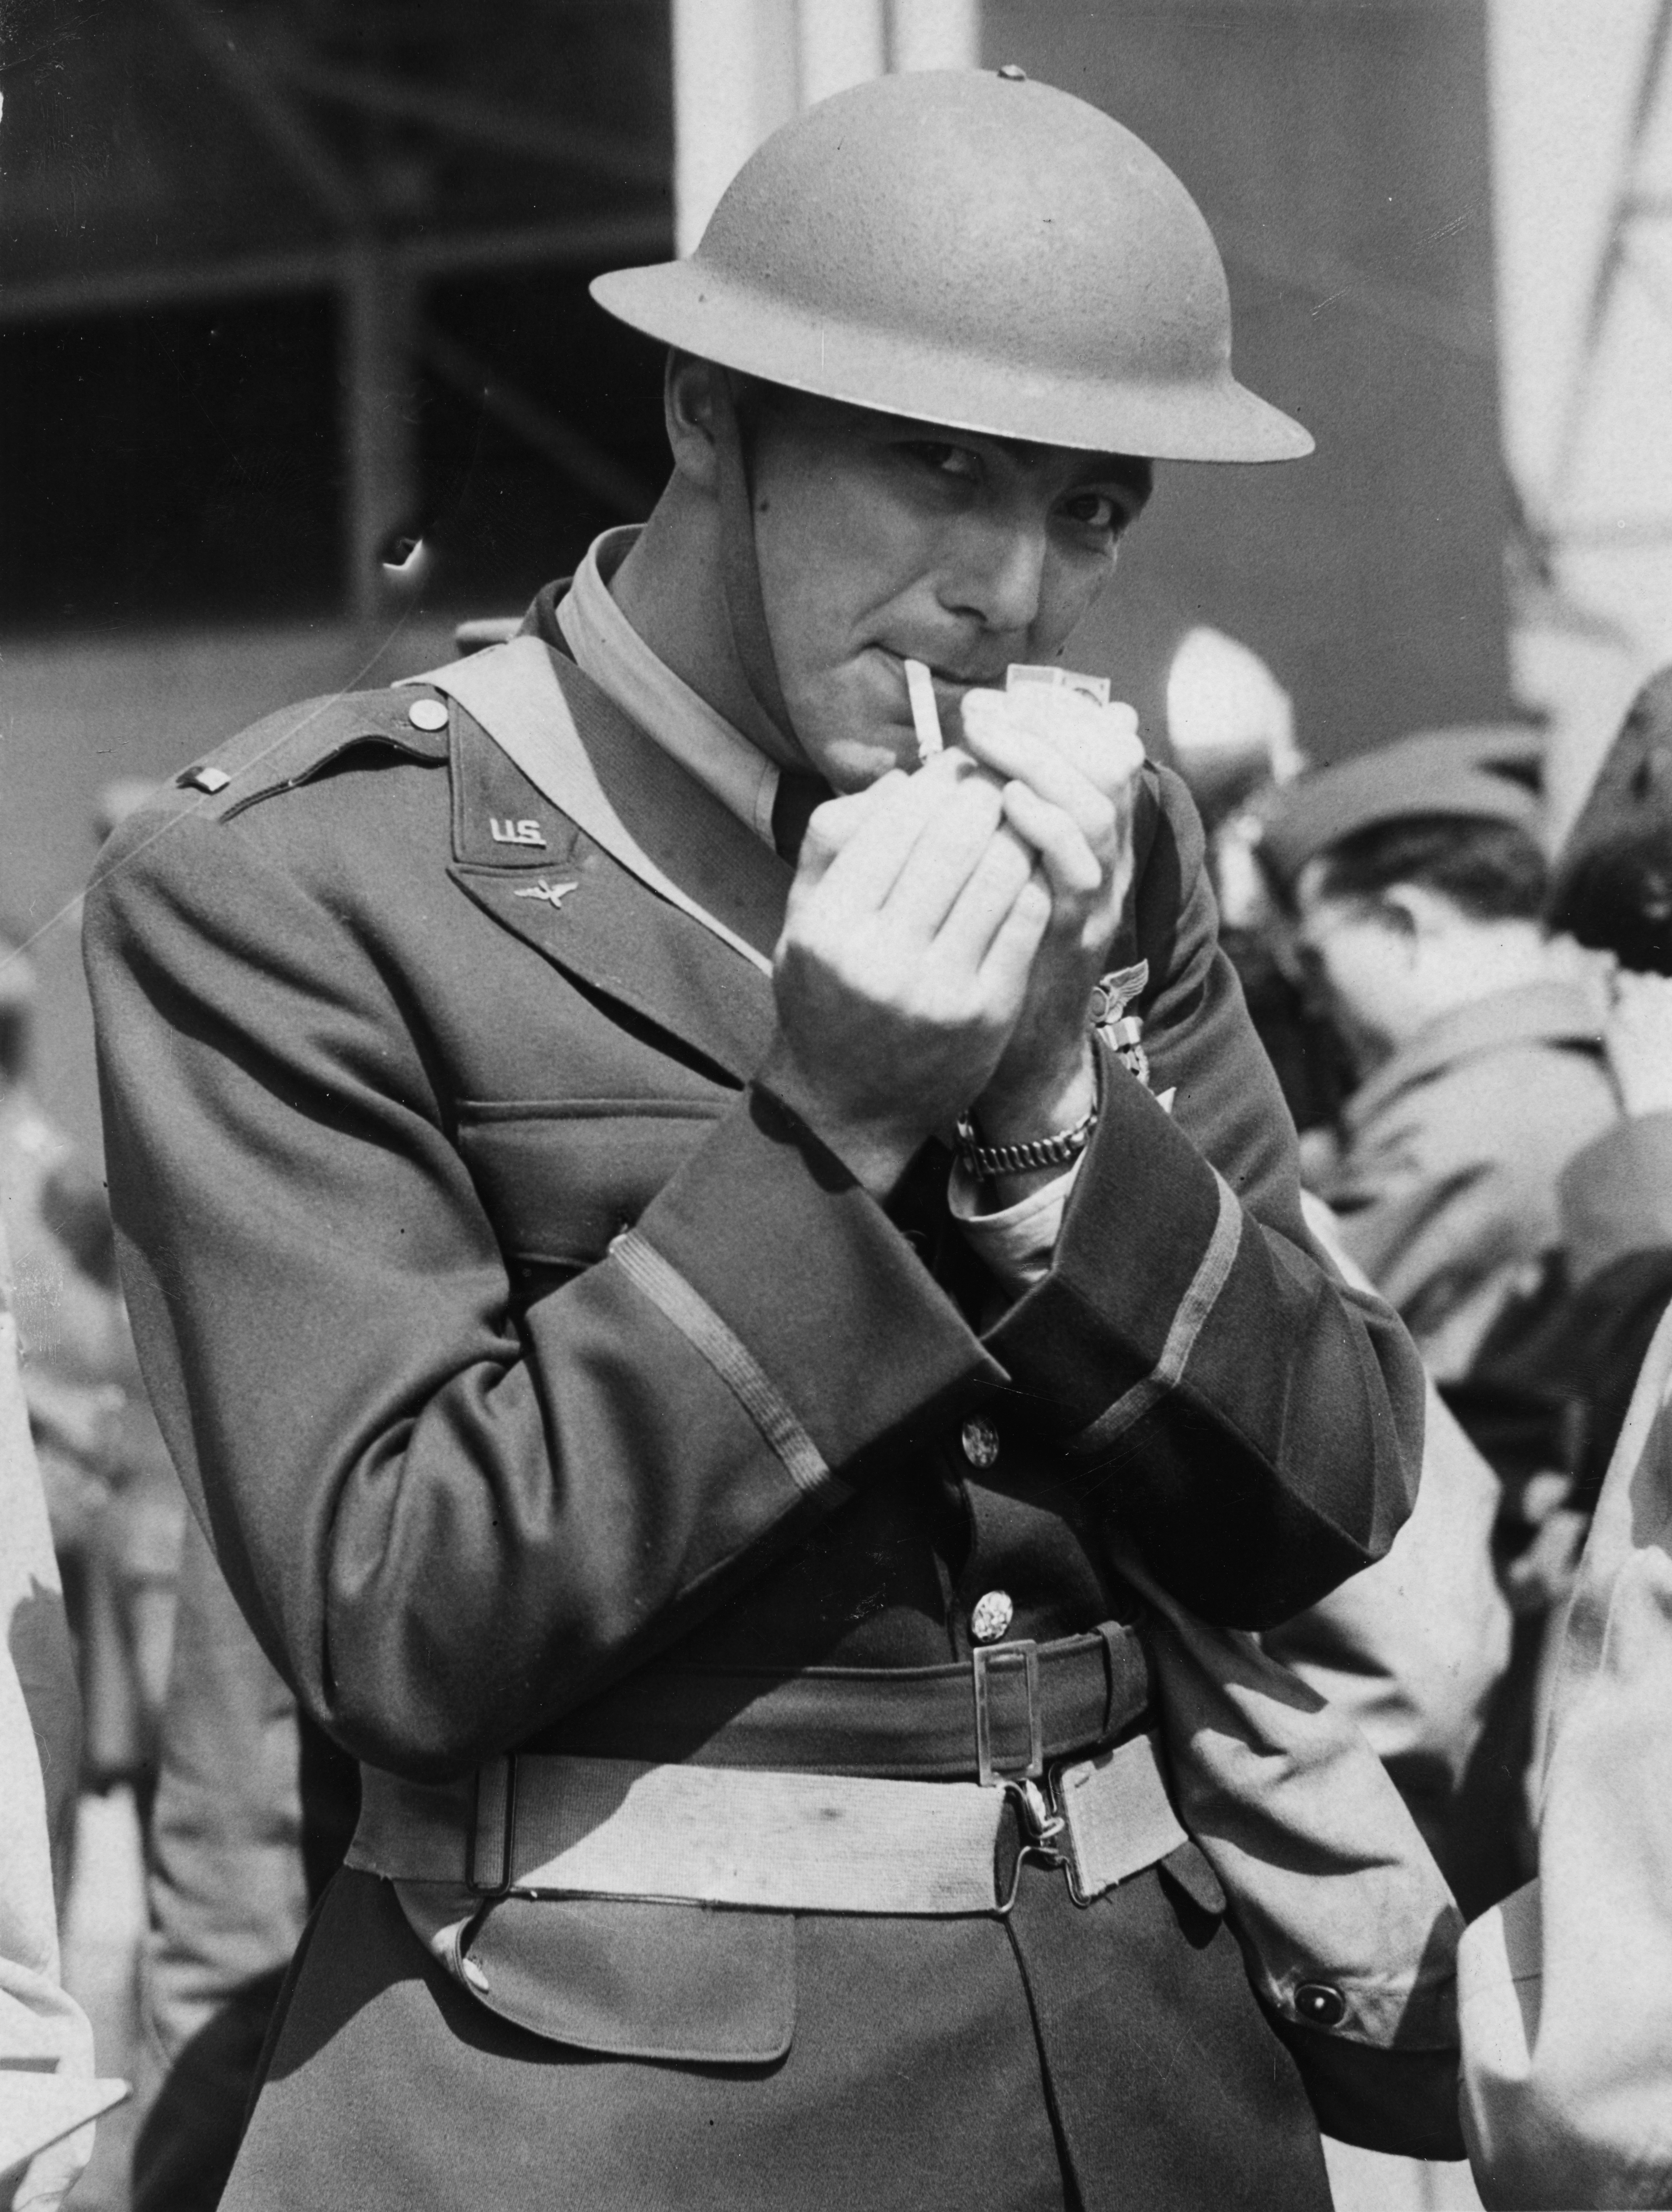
[84,71,1425,2212]
[1263,729,1620,1384]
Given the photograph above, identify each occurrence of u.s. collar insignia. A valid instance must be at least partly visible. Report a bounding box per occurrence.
[1091,958,1151,1087]
[512,878,578,909]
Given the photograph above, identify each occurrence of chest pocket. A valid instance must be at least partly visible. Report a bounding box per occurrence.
[457,1098,729,1269]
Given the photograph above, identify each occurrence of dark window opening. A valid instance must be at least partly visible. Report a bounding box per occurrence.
[0,297,341,630]
[416,269,671,612]
[0,266,672,633]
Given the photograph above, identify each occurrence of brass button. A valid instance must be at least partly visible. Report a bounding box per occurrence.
[961,1416,1000,1470]
[406,695,450,732]
[971,1590,1014,1644]
[1294,1982,1347,2030]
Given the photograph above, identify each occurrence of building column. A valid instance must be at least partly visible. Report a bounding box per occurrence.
[671,0,977,253]
[340,246,420,627]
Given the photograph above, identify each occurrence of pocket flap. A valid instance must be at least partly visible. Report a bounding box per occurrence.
[398,1884,794,2063]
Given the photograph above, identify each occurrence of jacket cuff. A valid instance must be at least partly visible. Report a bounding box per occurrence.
[947,1153,1083,1301]
[985,1043,1235,1438]
[624,1084,1001,1493]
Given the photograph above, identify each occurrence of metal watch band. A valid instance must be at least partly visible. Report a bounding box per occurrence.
[954,1099,1098,1181]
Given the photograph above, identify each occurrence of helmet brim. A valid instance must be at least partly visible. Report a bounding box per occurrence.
[592,260,1314,465]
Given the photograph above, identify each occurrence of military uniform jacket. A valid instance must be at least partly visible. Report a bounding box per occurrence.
[84,614,1424,2212]
[1311,980,1619,1381]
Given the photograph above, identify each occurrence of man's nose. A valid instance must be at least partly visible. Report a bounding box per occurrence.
[939,509,1050,637]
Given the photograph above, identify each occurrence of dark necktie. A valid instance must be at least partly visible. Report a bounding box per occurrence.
[770,774,830,864]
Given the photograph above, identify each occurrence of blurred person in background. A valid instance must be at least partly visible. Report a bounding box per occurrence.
[1257,740,1622,1915]
[1164,627,1354,1135]
[1259,736,1618,1386]
[1164,653,1518,1894]
[1168,680,1518,1918]
[0,919,180,1815]
[1459,670,1672,1781]
[1,1210,102,2212]
[131,1519,358,2212]
[1452,667,1672,2207]
[1459,1290,1672,2209]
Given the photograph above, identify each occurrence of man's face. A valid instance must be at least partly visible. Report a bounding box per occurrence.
[745,391,1150,791]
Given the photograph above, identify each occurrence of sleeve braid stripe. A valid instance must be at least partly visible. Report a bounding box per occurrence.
[610,1229,832,1499]
[1066,1173,1244,1458]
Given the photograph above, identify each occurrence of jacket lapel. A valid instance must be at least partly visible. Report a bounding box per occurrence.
[445,653,785,1086]
[555,651,793,967]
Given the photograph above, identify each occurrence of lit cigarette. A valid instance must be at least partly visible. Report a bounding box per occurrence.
[904,658,943,761]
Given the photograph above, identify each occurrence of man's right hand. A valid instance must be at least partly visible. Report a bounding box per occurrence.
[762,753,1052,1197]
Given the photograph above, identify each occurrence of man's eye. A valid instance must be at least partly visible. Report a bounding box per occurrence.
[904,441,981,481]
[1061,491,1122,531]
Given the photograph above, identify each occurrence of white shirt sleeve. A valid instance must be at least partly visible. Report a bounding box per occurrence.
[946,1154,1085,1300]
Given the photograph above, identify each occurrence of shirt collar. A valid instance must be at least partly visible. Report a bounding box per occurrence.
[554,527,780,848]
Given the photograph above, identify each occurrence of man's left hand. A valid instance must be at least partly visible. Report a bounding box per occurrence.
[956,684,1144,1150]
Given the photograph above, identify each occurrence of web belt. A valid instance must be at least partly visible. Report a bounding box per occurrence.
[524,1622,1152,1779]
[351,1731,1185,1917]
[347,1628,1186,1917]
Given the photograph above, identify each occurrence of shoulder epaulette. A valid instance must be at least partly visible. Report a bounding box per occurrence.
[169,685,451,823]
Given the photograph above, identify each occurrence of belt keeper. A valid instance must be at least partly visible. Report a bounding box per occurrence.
[973,1640,1044,1786]
[1095,1618,1149,1739]
[467,1754,519,1897]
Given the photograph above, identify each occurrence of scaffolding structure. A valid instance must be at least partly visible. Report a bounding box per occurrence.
[0,0,674,620]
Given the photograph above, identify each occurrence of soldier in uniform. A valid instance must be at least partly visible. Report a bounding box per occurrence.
[86,73,1425,2212]
[1262,734,1620,1383]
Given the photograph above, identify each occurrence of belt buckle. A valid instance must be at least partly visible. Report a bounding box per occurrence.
[973,1639,1044,1786]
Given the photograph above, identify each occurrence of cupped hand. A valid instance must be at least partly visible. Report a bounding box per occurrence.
[954,684,1145,1142]
[764,751,1052,1195]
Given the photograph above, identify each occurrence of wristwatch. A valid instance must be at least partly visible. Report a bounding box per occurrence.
[954,1090,1099,1181]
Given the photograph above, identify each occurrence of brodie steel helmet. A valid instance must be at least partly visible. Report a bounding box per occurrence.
[591,69,1310,465]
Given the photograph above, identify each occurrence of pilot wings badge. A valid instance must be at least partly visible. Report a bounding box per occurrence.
[512,879,578,910]
[1091,959,1151,1088]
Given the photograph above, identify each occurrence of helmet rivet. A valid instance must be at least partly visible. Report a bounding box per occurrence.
[997,64,1027,82]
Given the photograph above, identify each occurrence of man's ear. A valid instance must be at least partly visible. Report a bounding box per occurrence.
[663,352,723,493]
[1378,882,1454,940]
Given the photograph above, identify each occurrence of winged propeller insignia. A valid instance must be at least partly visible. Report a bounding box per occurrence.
[511,879,578,909]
